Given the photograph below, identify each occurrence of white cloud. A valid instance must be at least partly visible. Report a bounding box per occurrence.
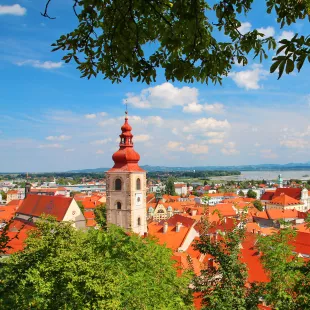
[85,114,96,119]
[221,142,239,155]
[96,150,105,154]
[183,102,225,114]
[38,144,62,149]
[167,141,185,151]
[208,139,223,144]
[99,112,108,117]
[134,134,151,142]
[204,103,225,114]
[238,22,251,34]
[260,149,278,159]
[65,148,75,152]
[124,82,198,109]
[16,60,62,69]
[183,118,231,133]
[280,139,309,149]
[187,144,209,154]
[183,102,203,113]
[145,116,163,126]
[229,64,269,90]
[277,31,294,43]
[46,135,71,141]
[204,132,226,139]
[0,4,26,16]
[90,138,112,145]
[257,26,275,37]
[254,143,261,147]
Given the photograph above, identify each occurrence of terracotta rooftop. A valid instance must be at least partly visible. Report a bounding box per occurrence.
[17,194,73,221]
[270,193,301,206]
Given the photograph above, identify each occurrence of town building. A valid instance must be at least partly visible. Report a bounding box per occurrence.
[7,189,25,203]
[106,112,147,235]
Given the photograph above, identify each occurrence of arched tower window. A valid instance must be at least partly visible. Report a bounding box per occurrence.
[117,202,122,210]
[137,217,141,226]
[136,178,141,190]
[115,178,122,190]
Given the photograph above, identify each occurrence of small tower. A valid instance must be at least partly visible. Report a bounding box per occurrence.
[106,111,147,235]
[155,187,163,203]
[278,174,283,188]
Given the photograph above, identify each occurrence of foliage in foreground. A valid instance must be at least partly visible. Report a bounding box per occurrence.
[43,0,310,84]
[193,216,261,310]
[0,217,193,310]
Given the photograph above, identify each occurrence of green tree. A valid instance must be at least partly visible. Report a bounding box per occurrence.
[239,190,245,197]
[193,216,261,309]
[257,226,305,309]
[94,203,107,230]
[77,200,84,214]
[0,191,7,201]
[165,177,176,195]
[247,189,257,199]
[42,1,310,85]
[252,200,263,211]
[0,217,193,309]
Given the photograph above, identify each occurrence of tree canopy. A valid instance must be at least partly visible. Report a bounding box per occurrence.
[0,217,193,309]
[43,0,310,84]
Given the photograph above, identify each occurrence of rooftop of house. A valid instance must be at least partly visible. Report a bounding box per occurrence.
[270,193,301,206]
[17,194,73,221]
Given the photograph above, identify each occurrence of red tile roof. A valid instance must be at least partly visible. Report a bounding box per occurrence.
[159,214,196,228]
[17,194,73,221]
[240,233,269,283]
[274,188,302,200]
[148,222,190,251]
[290,231,310,256]
[4,219,36,254]
[270,193,301,206]
[261,191,275,201]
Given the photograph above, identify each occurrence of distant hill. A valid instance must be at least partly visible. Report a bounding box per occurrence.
[67,162,310,173]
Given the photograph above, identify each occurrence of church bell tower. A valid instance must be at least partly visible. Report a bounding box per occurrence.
[106,111,147,235]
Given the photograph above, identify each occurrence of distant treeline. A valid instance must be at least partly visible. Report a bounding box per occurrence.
[147,170,241,179]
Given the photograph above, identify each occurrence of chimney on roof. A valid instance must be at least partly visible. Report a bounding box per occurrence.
[257,230,261,236]
[163,222,168,233]
[176,222,182,232]
[191,209,197,216]
[252,229,256,234]
[144,232,148,238]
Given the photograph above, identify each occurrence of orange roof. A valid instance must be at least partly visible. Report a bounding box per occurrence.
[17,194,73,221]
[148,222,190,251]
[240,233,269,283]
[208,203,237,217]
[7,190,19,194]
[6,199,23,207]
[261,191,275,201]
[254,209,299,220]
[290,231,310,256]
[274,188,301,200]
[172,252,201,275]
[5,219,36,254]
[84,211,95,219]
[56,187,67,191]
[0,205,18,221]
[86,219,97,227]
[270,193,301,206]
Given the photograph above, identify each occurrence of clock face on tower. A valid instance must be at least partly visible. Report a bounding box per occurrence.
[135,193,142,206]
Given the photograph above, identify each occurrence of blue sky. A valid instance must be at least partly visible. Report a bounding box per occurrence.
[0,1,310,172]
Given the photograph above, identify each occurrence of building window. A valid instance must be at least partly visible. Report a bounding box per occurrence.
[137,217,141,226]
[136,178,141,190]
[115,178,122,190]
[117,202,122,210]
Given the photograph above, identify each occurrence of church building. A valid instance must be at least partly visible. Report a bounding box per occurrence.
[106,112,147,235]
